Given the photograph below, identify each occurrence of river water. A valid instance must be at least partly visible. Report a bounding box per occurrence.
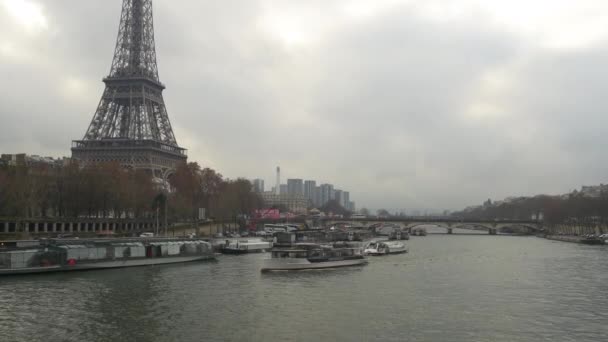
[2,228,608,342]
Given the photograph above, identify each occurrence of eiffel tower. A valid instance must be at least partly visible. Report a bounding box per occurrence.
[72,0,186,179]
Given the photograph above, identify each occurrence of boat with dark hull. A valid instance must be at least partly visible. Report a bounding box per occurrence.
[0,238,214,276]
[261,243,367,272]
[580,236,606,245]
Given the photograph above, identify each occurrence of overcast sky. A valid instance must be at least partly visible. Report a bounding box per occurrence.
[1,0,608,211]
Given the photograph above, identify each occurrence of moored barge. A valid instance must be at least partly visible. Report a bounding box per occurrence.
[0,238,214,275]
[220,238,272,254]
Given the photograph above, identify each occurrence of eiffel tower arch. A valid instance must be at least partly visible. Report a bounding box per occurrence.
[72,0,186,180]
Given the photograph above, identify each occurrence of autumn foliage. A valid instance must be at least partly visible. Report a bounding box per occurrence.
[0,161,262,223]
[452,193,608,225]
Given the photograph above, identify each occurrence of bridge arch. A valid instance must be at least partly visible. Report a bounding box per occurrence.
[453,223,494,231]
[496,224,541,234]
[405,223,450,232]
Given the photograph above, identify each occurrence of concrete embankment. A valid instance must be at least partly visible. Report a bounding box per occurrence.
[545,235,606,245]
[545,235,584,243]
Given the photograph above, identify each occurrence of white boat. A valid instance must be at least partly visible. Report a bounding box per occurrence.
[261,243,368,272]
[220,238,272,254]
[363,240,408,256]
[263,224,298,234]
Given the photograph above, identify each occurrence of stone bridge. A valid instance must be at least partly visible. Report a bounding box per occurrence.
[323,218,543,235]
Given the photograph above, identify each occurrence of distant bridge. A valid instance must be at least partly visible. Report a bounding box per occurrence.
[250,216,542,235]
[323,218,543,235]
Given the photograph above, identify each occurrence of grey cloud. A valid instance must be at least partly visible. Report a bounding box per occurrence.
[1,1,608,211]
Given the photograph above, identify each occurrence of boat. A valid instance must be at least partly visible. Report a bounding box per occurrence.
[580,236,606,245]
[375,223,402,236]
[261,243,368,272]
[411,227,427,236]
[0,238,214,276]
[389,229,410,240]
[363,240,408,256]
[220,238,272,254]
[263,224,298,235]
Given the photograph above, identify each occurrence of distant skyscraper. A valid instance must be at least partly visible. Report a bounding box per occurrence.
[313,186,322,207]
[275,167,281,195]
[304,180,316,202]
[334,190,343,206]
[280,184,288,195]
[319,184,334,206]
[343,191,350,208]
[287,179,304,196]
[252,179,264,193]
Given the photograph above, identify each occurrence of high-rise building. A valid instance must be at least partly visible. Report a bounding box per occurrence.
[334,190,343,206]
[319,184,334,207]
[280,184,288,195]
[343,191,350,208]
[275,166,281,195]
[287,179,304,196]
[304,180,316,203]
[313,186,322,207]
[252,179,265,193]
[260,193,308,214]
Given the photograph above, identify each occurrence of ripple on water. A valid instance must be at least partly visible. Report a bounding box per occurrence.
[2,237,608,342]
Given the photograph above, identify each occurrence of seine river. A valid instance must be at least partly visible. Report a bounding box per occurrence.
[2,228,608,342]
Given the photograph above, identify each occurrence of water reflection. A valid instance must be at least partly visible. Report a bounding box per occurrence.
[2,237,608,342]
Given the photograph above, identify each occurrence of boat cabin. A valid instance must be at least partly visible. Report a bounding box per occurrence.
[270,244,362,262]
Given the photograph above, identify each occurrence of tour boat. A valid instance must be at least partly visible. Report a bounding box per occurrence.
[220,238,272,254]
[0,238,214,276]
[261,243,368,272]
[363,240,408,256]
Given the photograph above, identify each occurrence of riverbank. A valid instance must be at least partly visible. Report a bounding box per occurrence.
[545,235,606,245]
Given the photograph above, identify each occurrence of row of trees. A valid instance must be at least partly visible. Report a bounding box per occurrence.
[0,161,263,223]
[169,162,263,222]
[452,193,608,224]
[0,162,155,219]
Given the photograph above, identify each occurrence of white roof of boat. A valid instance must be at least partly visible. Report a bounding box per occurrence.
[384,241,405,246]
[58,245,89,249]
[1,249,41,254]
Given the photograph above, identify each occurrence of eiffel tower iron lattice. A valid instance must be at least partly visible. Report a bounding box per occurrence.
[72,0,186,179]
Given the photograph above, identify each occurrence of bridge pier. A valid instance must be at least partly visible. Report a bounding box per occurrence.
[489,228,497,235]
[447,228,453,234]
